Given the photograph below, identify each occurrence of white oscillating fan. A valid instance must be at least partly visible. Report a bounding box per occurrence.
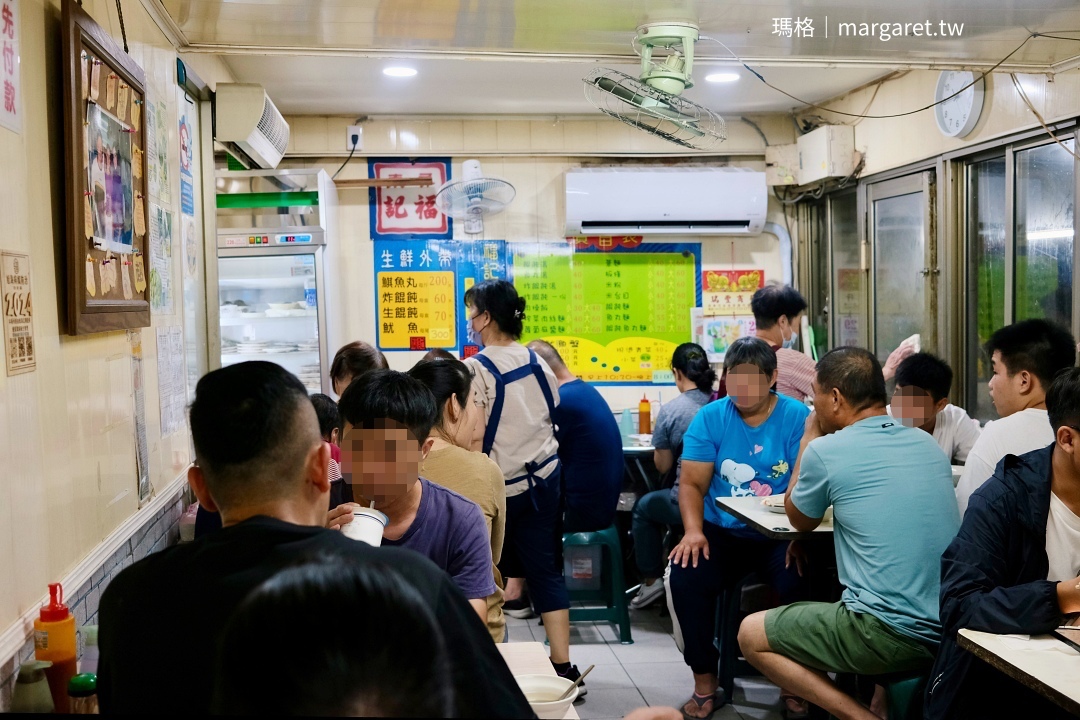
[434,160,516,235]
[584,22,726,151]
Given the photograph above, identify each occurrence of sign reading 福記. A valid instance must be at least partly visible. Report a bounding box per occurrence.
[2,250,34,375]
[367,158,452,240]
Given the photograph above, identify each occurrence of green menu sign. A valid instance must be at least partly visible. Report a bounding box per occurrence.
[512,241,701,383]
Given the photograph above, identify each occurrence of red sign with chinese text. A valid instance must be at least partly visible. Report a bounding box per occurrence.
[370,159,450,238]
[702,269,765,316]
[0,0,20,134]
[569,236,645,251]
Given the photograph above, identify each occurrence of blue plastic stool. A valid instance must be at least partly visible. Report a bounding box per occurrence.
[563,525,633,644]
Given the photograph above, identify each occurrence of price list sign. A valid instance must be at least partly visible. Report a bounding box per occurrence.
[373,239,507,352]
[514,243,700,383]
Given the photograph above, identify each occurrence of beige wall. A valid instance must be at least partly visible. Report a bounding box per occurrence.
[812,69,1080,176]
[282,115,794,411]
[0,0,232,642]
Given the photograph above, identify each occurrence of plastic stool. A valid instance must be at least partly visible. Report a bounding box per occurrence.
[714,574,769,699]
[563,525,633,644]
[827,672,927,720]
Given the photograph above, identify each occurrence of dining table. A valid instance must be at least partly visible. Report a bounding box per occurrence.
[497,642,580,720]
[623,442,660,494]
[715,495,835,541]
[958,628,1080,716]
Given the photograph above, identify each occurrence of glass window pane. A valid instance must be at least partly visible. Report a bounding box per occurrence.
[967,157,1007,422]
[809,202,829,359]
[873,191,925,361]
[830,193,866,348]
[1015,140,1074,329]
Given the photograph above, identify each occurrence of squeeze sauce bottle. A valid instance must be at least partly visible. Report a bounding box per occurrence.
[638,394,651,434]
[34,583,77,713]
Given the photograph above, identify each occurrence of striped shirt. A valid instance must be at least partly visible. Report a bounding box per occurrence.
[775,347,817,402]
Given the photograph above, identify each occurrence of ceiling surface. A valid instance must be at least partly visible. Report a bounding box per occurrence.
[158,0,1080,116]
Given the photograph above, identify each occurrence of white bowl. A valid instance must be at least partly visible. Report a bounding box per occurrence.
[514,674,578,719]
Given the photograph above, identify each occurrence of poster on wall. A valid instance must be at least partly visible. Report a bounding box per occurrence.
[373,239,507,352]
[128,329,150,504]
[148,203,174,314]
[155,325,186,438]
[1,0,21,134]
[367,158,451,240]
[692,307,756,363]
[85,102,135,254]
[1,250,34,375]
[702,269,764,316]
[513,241,701,383]
[145,98,170,203]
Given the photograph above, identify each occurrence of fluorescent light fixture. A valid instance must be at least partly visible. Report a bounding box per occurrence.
[1026,228,1074,240]
[383,67,417,78]
[704,72,739,83]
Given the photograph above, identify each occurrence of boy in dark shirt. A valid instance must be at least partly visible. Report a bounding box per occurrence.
[338,370,497,623]
[97,361,530,717]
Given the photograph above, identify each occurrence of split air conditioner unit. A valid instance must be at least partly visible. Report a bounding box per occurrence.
[565,167,767,236]
[214,83,290,169]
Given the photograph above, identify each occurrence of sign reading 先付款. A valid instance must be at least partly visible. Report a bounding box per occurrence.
[0,0,21,135]
[2,250,34,375]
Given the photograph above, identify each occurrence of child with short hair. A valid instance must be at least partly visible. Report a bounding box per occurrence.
[311,393,351,508]
[888,352,981,464]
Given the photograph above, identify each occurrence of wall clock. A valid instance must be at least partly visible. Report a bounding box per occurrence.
[934,70,985,139]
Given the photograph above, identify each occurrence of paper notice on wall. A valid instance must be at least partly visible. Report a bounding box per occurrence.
[146,100,170,203]
[155,325,186,438]
[129,329,151,504]
[148,203,173,314]
[1,250,34,375]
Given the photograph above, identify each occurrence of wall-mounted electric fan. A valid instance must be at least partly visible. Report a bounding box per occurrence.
[584,22,726,151]
[434,160,516,235]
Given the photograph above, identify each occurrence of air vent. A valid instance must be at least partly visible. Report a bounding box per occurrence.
[215,83,290,169]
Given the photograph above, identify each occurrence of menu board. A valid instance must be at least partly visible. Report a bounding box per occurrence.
[513,242,700,383]
[373,239,508,351]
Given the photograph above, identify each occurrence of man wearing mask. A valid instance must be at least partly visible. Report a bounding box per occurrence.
[750,285,818,402]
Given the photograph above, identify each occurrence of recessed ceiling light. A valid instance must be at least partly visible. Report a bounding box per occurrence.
[705,72,739,83]
[383,67,417,78]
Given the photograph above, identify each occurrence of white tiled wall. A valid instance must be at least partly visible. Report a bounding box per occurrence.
[0,0,232,647]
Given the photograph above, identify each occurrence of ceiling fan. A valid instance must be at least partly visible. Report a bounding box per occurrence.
[583,22,726,151]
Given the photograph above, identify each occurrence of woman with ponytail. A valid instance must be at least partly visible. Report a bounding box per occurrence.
[629,343,717,610]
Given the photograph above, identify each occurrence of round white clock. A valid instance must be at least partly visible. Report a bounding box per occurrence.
[934,70,985,138]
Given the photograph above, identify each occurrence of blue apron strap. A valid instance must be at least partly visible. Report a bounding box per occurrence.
[527,349,558,420]
[473,353,504,457]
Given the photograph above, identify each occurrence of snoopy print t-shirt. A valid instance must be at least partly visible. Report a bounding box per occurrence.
[681,393,809,535]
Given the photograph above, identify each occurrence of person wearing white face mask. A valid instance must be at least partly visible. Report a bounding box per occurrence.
[750,285,819,403]
[461,280,583,691]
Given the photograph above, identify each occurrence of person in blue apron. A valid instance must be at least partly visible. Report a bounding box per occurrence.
[463,280,583,690]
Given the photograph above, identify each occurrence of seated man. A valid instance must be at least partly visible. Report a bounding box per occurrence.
[337,369,497,624]
[739,347,960,720]
[925,368,1080,720]
[889,352,982,463]
[956,319,1075,515]
[97,361,530,716]
[528,339,623,533]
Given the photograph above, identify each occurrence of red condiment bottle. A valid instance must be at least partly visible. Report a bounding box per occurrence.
[34,583,77,713]
[638,394,651,434]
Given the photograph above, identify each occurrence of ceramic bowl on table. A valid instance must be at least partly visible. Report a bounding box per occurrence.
[513,675,578,719]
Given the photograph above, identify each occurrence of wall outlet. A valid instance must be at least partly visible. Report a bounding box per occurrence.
[345,125,363,152]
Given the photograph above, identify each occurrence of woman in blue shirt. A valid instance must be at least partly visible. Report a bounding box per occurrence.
[668,337,809,719]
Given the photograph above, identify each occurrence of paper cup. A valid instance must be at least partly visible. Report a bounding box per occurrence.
[341,508,388,547]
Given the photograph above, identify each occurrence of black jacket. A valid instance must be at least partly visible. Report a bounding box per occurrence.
[925,445,1071,719]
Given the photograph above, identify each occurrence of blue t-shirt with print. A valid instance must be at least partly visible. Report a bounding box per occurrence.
[681,393,809,535]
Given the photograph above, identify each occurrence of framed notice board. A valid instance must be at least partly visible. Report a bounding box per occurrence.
[62,0,151,334]
[512,240,701,383]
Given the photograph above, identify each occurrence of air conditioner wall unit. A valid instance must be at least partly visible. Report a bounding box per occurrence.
[565,167,767,236]
[215,83,290,169]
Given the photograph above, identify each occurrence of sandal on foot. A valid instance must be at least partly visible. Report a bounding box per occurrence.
[681,690,726,720]
[780,693,810,720]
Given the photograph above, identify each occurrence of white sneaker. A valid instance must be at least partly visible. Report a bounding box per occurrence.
[630,581,666,609]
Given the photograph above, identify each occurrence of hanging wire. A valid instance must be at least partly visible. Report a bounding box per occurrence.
[697,32,1080,120]
[115,0,129,53]
[1010,73,1080,162]
[333,135,359,180]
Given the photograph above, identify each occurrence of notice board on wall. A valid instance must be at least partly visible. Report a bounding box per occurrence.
[512,240,701,383]
[373,239,508,352]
